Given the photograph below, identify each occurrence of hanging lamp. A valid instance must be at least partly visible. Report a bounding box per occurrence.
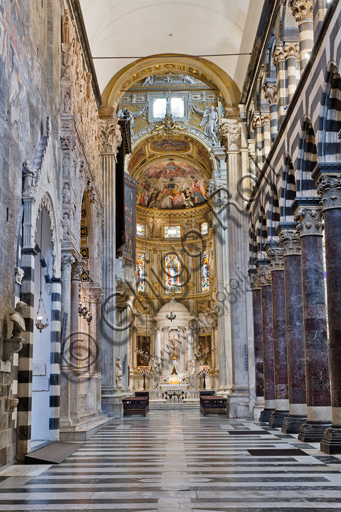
[35,209,49,333]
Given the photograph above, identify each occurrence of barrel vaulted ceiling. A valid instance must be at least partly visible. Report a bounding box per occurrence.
[79,0,265,94]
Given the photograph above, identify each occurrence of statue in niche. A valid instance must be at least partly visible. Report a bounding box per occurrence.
[22,161,36,195]
[191,104,219,145]
[63,92,71,113]
[62,183,71,204]
[4,301,27,360]
[142,75,155,86]
[116,357,123,389]
[62,153,70,176]
[62,9,75,44]
[62,212,71,238]
[117,106,147,135]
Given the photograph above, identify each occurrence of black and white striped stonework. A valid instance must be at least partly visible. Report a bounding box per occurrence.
[313,0,328,42]
[18,248,36,461]
[286,45,299,102]
[1,413,341,511]
[298,20,314,71]
[252,115,264,174]
[257,208,268,259]
[274,48,288,127]
[248,2,340,238]
[268,186,280,240]
[261,115,271,160]
[50,277,62,440]
[269,103,278,142]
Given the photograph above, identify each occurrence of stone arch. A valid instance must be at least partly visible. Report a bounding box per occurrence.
[34,191,60,277]
[280,154,296,222]
[297,116,318,197]
[101,54,240,110]
[320,62,341,162]
[268,184,280,240]
[257,206,268,259]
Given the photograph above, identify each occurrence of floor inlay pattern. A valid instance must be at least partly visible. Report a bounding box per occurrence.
[1,411,341,511]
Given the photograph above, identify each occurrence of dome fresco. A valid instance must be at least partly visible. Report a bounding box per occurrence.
[137,159,208,209]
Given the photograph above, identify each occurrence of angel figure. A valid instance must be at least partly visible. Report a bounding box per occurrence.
[191,104,219,146]
[117,105,147,135]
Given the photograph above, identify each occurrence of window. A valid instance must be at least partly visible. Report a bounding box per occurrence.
[171,97,184,118]
[137,252,145,292]
[152,98,167,119]
[137,223,145,237]
[164,226,181,238]
[165,254,181,294]
[201,222,209,236]
[201,250,210,292]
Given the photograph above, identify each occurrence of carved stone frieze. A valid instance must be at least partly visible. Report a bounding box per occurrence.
[263,83,277,105]
[290,0,313,23]
[294,207,323,236]
[219,120,241,152]
[279,230,301,256]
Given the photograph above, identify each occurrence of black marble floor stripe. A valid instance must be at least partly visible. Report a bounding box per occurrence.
[247,449,309,456]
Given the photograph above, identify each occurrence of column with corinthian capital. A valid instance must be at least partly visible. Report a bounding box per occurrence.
[263,83,278,142]
[279,224,307,434]
[293,196,332,442]
[273,47,288,127]
[100,109,122,416]
[313,164,341,453]
[290,0,314,73]
[266,241,289,428]
[249,269,265,419]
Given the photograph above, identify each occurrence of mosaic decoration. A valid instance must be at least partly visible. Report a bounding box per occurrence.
[201,222,209,235]
[165,253,181,294]
[136,160,208,209]
[136,335,151,366]
[137,252,145,292]
[137,223,145,237]
[164,226,181,238]
[201,250,210,292]
[197,334,212,366]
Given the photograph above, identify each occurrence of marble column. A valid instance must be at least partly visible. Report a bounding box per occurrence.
[279,225,307,433]
[266,241,289,428]
[263,83,278,143]
[258,261,275,422]
[249,270,265,418]
[290,0,314,73]
[293,197,332,442]
[100,111,122,415]
[273,47,288,127]
[285,44,299,102]
[261,115,271,160]
[251,115,263,174]
[312,0,327,42]
[314,164,341,453]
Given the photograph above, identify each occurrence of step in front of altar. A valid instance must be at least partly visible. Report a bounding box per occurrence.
[149,400,199,410]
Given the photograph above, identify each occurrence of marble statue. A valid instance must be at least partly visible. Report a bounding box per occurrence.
[179,74,195,85]
[22,161,36,194]
[191,104,219,145]
[4,301,27,360]
[142,75,155,86]
[117,106,147,135]
[62,183,71,204]
[116,356,123,389]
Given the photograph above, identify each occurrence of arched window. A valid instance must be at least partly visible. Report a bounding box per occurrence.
[201,250,210,292]
[137,252,145,292]
[165,254,181,294]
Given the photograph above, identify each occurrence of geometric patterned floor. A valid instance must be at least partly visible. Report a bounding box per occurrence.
[1,409,341,511]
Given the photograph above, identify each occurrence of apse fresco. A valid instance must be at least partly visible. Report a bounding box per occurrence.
[150,139,190,152]
[137,160,208,209]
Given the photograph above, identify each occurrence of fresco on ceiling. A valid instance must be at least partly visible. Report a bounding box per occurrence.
[150,139,190,152]
[197,147,212,172]
[128,147,145,172]
[136,160,208,209]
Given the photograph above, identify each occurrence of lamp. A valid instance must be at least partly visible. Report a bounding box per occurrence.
[35,209,49,333]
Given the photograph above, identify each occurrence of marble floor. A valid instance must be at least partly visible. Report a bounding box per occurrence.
[1,410,341,511]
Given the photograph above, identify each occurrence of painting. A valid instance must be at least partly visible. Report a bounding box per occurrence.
[136,160,208,209]
[128,147,145,173]
[136,335,151,366]
[197,147,213,173]
[151,139,190,152]
[197,335,212,366]
[122,175,136,263]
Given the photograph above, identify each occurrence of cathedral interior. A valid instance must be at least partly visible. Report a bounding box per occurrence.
[0,0,341,510]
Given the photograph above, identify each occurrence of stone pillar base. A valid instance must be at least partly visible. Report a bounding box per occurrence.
[281,414,307,434]
[259,408,275,423]
[253,402,265,421]
[102,388,123,418]
[298,420,331,442]
[320,427,341,454]
[269,410,289,428]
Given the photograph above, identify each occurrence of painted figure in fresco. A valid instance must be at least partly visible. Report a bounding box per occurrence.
[192,104,219,146]
[183,188,195,208]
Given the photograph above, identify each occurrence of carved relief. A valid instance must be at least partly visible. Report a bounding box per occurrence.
[295,207,323,236]
[258,265,272,285]
[317,175,341,210]
[219,120,241,152]
[279,230,301,256]
[290,0,313,23]
[263,83,277,105]
[100,120,122,156]
[266,244,284,271]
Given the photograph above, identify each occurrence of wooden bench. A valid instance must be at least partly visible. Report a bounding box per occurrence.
[123,396,149,416]
[200,395,227,416]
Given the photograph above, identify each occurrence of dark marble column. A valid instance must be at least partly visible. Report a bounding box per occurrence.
[293,197,332,442]
[279,225,307,433]
[266,241,289,428]
[314,164,341,453]
[249,270,264,417]
[258,261,275,422]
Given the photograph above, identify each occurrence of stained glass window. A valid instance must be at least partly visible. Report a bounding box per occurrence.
[164,226,181,238]
[137,252,145,293]
[137,223,145,237]
[201,250,210,292]
[165,254,181,294]
[201,222,209,236]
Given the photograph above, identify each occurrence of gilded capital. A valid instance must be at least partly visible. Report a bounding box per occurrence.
[279,230,301,256]
[294,206,323,236]
[290,0,313,23]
